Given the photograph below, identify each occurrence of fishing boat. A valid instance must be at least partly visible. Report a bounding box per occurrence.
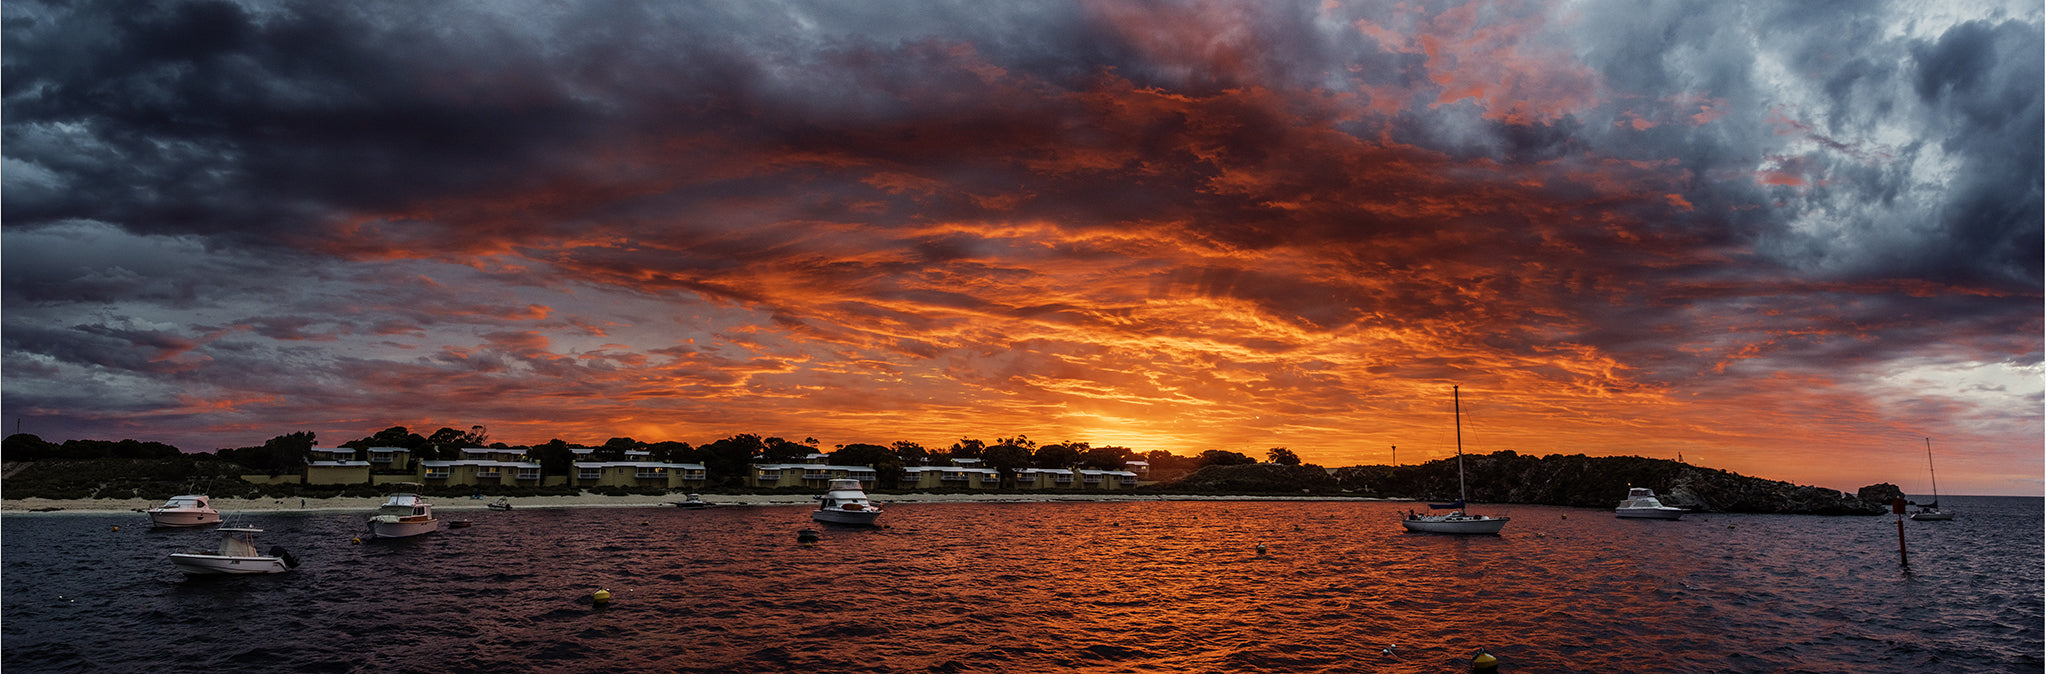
[1910,438,1954,521]
[487,497,513,511]
[168,527,298,575]
[147,494,222,528]
[671,494,713,509]
[1614,487,1686,520]
[366,483,438,538]
[811,479,881,525]
[1401,386,1510,535]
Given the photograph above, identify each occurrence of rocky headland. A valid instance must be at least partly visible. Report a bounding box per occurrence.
[1169,452,1902,515]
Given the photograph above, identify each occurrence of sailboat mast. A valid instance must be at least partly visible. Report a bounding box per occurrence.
[1454,385,1467,503]
[1924,437,1940,502]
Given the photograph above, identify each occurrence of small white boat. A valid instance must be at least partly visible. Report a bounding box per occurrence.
[1400,386,1509,535]
[811,479,881,525]
[486,497,513,511]
[169,527,297,575]
[1614,487,1686,520]
[367,484,438,539]
[148,494,222,528]
[671,494,713,509]
[1910,438,1955,521]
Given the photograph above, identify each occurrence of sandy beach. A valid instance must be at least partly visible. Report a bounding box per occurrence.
[0,491,1367,515]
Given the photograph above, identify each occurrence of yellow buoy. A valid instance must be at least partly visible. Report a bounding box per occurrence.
[111,525,119,532]
[593,589,611,606]
[351,537,362,545]
[1473,650,1499,670]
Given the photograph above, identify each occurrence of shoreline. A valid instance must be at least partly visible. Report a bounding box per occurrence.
[1,492,1387,515]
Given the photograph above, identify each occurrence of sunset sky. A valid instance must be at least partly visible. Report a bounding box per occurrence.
[3,0,2041,495]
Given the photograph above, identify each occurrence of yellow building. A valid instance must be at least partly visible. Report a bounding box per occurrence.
[574,462,711,489]
[305,447,370,485]
[420,460,544,487]
[899,465,1000,489]
[367,447,412,472]
[1077,469,1140,490]
[748,463,878,489]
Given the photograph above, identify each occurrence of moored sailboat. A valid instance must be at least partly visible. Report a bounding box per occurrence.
[1910,438,1954,521]
[1401,386,1509,535]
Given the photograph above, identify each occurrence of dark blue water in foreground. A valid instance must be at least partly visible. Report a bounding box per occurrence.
[4,496,2041,672]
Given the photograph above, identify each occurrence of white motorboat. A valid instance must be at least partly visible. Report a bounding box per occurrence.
[1910,438,1955,521]
[671,493,713,509]
[148,494,222,528]
[367,484,438,538]
[811,479,881,525]
[1401,386,1510,535]
[487,497,513,511]
[1614,487,1686,520]
[169,527,298,575]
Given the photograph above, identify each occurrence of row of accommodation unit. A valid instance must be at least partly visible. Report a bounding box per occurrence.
[748,463,1141,490]
[297,446,709,490]
[288,447,1141,491]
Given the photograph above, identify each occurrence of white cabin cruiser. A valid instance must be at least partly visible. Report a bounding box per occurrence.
[367,484,438,539]
[148,494,222,528]
[169,527,298,575]
[812,479,881,525]
[1614,487,1686,520]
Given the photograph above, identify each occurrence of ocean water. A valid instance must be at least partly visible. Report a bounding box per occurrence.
[3,496,2040,673]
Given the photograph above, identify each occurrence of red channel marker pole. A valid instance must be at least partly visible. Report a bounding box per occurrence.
[1892,497,1909,571]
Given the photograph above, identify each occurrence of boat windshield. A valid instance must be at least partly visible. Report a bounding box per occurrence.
[220,534,260,557]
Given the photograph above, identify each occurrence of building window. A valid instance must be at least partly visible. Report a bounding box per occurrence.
[517,468,540,480]
[578,468,602,480]
[425,468,450,479]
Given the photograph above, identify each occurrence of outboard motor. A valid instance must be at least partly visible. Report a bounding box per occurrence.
[269,545,300,569]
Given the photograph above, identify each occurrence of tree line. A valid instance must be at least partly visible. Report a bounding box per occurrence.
[4,426,1313,490]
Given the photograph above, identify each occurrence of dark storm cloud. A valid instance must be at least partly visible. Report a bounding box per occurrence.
[3,1,603,240]
[1,0,2037,490]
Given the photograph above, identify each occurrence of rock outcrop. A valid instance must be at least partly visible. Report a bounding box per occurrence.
[1313,452,1893,515]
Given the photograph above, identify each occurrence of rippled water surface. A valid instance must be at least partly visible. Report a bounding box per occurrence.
[5,496,2041,672]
